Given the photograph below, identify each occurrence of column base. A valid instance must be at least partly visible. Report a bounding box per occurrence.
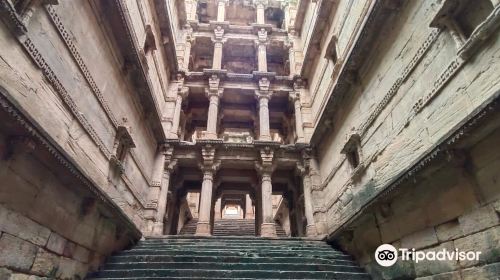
[201,131,218,140]
[306,224,318,237]
[259,135,272,141]
[195,221,212,236]
[260,223,276,237]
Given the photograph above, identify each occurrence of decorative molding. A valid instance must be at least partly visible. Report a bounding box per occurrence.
[412,56,464,113]
[359,29,441,136]
[0,0,27,35]
[45,5,119,127]
[45,5,156,186]
[22,37,113,158]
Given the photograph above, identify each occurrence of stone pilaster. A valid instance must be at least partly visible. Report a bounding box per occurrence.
[304,149,327,235]
[185,0,199,21]
[204,75,224,139]
[255,78,273,141]
[296,160,318,237]
[255,28,269,72]
[212,26,226,70]
[255,147,276,237]
[196,145,221,236]
[147,144,177,235]
[216,0,228,22]
[171,85,189,138]
[289,89,305,143]
[254,0,268,24]
[181,28,195,72]
[245,194,254,219]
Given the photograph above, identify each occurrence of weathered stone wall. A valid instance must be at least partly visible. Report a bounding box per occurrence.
[301,0,500,278]
[0,0,176,278]
[0,129,137,279]
[0,0,174,230]
[335,127,500,279]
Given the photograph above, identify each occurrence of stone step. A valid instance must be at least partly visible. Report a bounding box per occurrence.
[107,255,356,265]
[90,268,371,279]
[115,249,350,259]
[102,261,364,272]
[134,243,340,251]
[89,236,369,279]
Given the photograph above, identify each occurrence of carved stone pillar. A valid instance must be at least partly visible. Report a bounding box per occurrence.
[185,0,199,21]
[171,86,189,137]
[212,26,226,70]
[256,148,276,237]
[245,194,254,219]
[254,0,268,24]
[289,91,305,143]
[255,29,268,72]
[182,29,195,71]
[150,145,177,235]
[196,145,220,235]
[255,78,272,141]
[216,0,228,22]
[204,75,224,139]
[296,160,318,237]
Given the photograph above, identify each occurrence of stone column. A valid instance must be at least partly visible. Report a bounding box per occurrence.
[196,145,220,235]
[255,29,268,72]
[289,91,305,143]
[256,148,276,237]
[302,173,318,237]
[245,194,254,219]
[185,0,198,21]
[182,30,195,71]
[151,145,177,235]
[212,26,226,70]
[215,197,222,219]
[255,78,272,141]
[254,0,267,24]
[216,0,228,22]
[204,75,224,139]
[171,87,189,137]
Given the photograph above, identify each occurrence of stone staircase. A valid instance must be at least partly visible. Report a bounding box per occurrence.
[88,236,371,279]
[179,218,287,237]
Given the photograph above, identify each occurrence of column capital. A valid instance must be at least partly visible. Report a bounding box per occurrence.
[253,0,269,8]
[259,77,271,91]
[255,147,276,175]
[288,91,300,103]
[255,90,273,102]
[213,25,226,42]
[165,159,178,173]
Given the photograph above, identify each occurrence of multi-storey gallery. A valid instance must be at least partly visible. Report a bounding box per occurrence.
[0,0,499,279]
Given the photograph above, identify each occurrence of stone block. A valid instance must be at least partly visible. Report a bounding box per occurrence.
[0,267,13,279]
[46,232,66,255]
[453,226,500,268]
[415,271,462,280]
[56,257,88,280]
[0,233,38,271]
[435,220,462,242]
[414,242,459,277]
[401,227,439,250]
[30,248,60,277]
[364,259,416,280]
[0,205,51,246]
[73,245,91,263]
[461,261,500,280]
[63,241,77,258]
[458,205,499,236]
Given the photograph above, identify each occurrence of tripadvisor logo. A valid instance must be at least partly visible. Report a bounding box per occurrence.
[375,244,398,267]
[374,244,482,267]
